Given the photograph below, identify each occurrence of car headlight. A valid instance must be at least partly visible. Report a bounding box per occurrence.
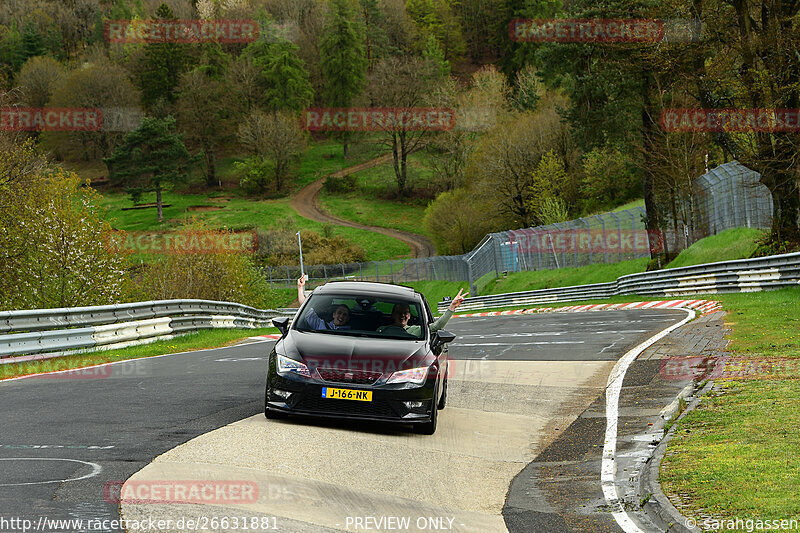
[386,366,429,385]
[277,354,311,378]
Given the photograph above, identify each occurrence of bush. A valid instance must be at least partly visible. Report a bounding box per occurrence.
[132,228,273,309]
[322,173,356,193]
[255,224,366,266]
[235,155,276,195]
[423,188,496,254]
[0,167,130,310]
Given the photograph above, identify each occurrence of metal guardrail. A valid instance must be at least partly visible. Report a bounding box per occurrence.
[0,299,295,360]
[438,252,800,312]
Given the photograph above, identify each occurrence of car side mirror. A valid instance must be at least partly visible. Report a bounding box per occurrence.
[272,316,290,336]
[433,330,456,348]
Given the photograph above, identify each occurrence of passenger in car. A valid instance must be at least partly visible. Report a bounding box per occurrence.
[377,288,468,337]
[304,304,351,331]
[297,276,352,330]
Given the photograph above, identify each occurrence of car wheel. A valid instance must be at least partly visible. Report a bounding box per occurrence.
[415,385,439,435]
[437,376,447,410]
[264,382,287,419]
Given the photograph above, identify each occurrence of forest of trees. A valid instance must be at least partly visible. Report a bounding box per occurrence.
[2,0,799,308]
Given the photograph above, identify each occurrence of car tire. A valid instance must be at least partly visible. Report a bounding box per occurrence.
[437,376,447,410]
[264,383,287,419]
[415,385,439,435]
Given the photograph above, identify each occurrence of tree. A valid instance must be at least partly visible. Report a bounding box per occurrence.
[358,0,393,72]
[104,116,196,222]
[15,55,65,108]
[422,34,449,78]
[176,55,236,188]
[0,150,128,311]
[367,56,443,196]
[405,0,466,61]
[20,22,45,63]
[468,109,573,227]
[238,109,307,193]
[320,0,368,157]
[137,3,189,109]
[423,188,496,254]
[43,59,141,161]
[246,40,314,113]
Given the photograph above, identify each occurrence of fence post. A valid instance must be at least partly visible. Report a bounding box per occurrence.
[285,266,290,288]
[610,212,622,262]
[359,262,363,281]
[268,267,273,288]
[579,217,591,264]
[467,258,476,297]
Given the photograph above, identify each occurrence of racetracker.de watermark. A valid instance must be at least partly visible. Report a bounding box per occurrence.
[661,356,800,381]
[509,18,702,43]
[104,19,259,43]
[507,228,664,254]
[104,480,258,504]
[105,231,258,255]
[304,108,456,132]
[660,108,800,132]
[1,107,143,132]
[0,357,150,380]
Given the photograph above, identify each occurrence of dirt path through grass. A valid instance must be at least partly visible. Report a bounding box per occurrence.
[290,153,436,258]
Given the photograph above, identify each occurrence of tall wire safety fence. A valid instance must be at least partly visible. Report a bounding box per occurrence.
[263,206,651,296]
[263,162,774,298]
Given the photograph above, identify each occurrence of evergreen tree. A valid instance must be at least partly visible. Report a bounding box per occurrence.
[320,0,368,157]
[138,4,189,109]
[104,116,197,222]
[358,0,393,72]
[422,34,450,78]
[20,23,45,63]
[250,41,313,113]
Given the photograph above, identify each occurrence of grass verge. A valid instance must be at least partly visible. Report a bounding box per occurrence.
[481,258,649,295]
[665,227,766,269]
[0,327,279,380]
[660,287,800,522]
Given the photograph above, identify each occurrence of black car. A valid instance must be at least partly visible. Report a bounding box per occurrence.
[265,281,455,434]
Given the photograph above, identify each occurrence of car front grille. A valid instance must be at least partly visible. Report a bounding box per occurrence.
[295,396,397,418]
[316,368,382,385]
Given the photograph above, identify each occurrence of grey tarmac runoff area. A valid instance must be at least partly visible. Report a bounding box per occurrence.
[0,309,689,533]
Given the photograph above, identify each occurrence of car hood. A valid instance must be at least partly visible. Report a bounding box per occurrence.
[279,330,432,374]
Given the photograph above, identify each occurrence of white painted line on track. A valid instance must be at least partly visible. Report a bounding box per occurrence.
[601,308,695,533]
[0,458,102,486]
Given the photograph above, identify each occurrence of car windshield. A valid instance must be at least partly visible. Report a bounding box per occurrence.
[293,293,427,340]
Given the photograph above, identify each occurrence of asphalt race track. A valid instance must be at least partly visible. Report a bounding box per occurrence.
[0,310,687,533]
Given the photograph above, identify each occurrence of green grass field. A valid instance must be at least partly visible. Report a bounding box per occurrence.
[317,150,435,236]
[100,192,410,261]
[96,137,411,261]
[661,287,800,522]
[0,327,278,380]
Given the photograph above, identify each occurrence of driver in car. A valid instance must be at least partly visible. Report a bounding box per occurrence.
[377,288,468,336]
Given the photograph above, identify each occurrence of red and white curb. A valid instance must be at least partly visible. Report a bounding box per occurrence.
[249,334,282,340]
[454,299,722,318]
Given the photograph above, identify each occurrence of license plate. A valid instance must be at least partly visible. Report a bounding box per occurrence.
[321,387,372,402]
